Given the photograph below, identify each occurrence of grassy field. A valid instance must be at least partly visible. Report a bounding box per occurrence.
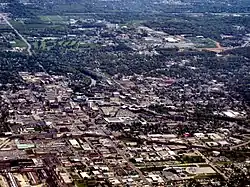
[9,18,68,34]
[75,181,87,187]
[0,24,12,30]
[40,15,68,24]
[41,41,47,50]
[12,39,27,48]
[188,37,217,48]
[9,20,27,32]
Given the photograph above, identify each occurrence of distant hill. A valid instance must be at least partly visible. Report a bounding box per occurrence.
[17,0,250,15]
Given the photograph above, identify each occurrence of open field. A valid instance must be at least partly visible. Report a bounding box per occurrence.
[12,39,27,48]
[39,15,68,24]
[188,37,217,48]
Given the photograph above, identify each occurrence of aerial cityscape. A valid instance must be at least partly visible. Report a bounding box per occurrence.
[0,0,249,186]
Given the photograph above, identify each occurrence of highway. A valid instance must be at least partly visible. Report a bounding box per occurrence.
[0,14,50,73]
[0,14,32,56]
[230,134,250,150]
[0,139,10,150]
